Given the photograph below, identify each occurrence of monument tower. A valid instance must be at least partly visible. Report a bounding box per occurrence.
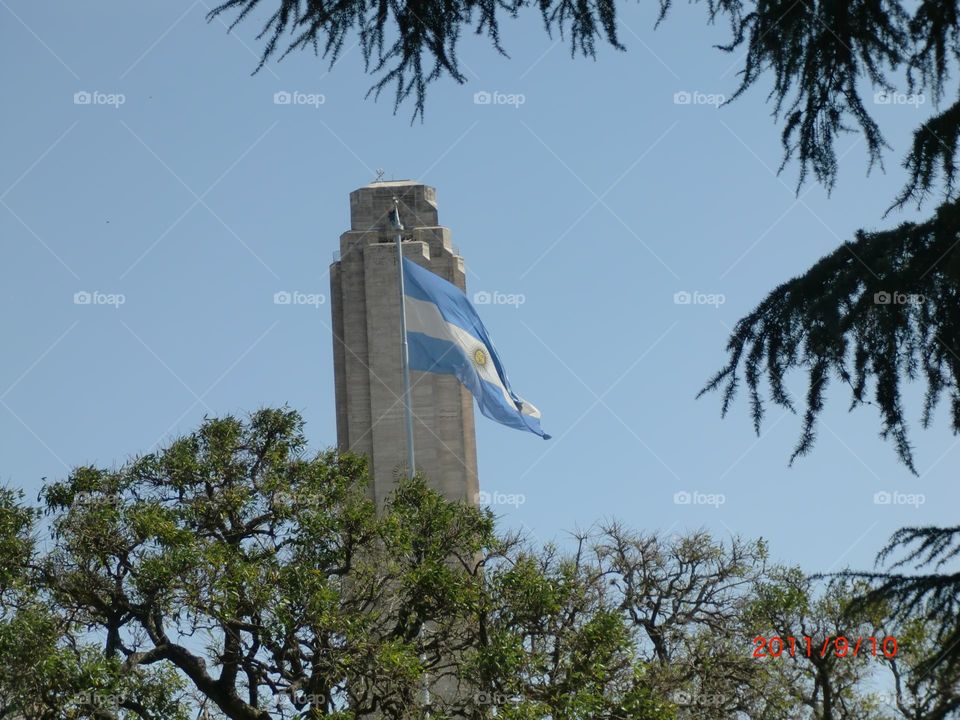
[329,180,479,506]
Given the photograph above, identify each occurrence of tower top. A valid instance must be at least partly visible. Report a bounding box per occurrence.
[366,179,418,187]
[349,180,438,232]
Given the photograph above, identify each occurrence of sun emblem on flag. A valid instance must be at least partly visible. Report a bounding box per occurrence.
[472,346,488,368]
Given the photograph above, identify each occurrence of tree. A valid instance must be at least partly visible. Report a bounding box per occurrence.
[5,409,957,716]
[838,524,960,710]
[0,485,192,719]
[744,568,885,720]
[0,410,695,719]
[466,534,675,720]
[592,526,771,719]
[875,614,960,720]
[2,408,502,719]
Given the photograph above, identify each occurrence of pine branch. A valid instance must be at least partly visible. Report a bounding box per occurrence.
[206,0,622,119]
[700,197,960,473]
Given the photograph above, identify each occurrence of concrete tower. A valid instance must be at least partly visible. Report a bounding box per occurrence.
[329,181,479,506]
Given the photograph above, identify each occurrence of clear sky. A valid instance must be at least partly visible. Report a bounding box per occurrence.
[1,1,954,577]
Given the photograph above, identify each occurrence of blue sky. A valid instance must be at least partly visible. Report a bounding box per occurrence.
[1,1,955,576]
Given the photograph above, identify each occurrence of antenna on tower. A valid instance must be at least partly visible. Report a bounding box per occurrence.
[374,168,385,183]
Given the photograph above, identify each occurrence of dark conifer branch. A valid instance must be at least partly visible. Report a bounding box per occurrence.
[701,197,960,473]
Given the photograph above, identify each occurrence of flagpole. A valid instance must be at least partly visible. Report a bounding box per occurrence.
[391,197,416,478]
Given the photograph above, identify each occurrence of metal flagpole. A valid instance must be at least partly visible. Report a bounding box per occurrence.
[391,197,416,478]
[393,198,428,717]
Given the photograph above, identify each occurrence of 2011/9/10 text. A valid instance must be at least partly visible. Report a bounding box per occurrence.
[752,636,898,658]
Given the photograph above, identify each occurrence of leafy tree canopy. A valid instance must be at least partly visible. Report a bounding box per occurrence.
[8,409,955,717]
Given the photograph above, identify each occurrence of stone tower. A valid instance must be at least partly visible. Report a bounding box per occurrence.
[329,181,479,506]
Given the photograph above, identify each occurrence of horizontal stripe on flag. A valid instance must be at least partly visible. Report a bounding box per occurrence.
[405,294,539,416]
[407,331,544,432]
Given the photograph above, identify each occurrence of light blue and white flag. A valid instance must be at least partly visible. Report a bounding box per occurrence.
[402,257,549,439]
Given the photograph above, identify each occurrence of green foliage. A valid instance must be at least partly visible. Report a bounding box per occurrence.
[876,615,960,719]
[745,570,885,720]
[0,487,35,594]
[3,409,957,716]
[468,536,671,719]
[5,408,504,719]
[0,597,191,718]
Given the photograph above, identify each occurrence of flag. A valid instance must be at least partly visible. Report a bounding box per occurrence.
[401,257,549,439]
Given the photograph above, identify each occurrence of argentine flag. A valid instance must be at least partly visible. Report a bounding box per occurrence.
[402,257,549,439]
